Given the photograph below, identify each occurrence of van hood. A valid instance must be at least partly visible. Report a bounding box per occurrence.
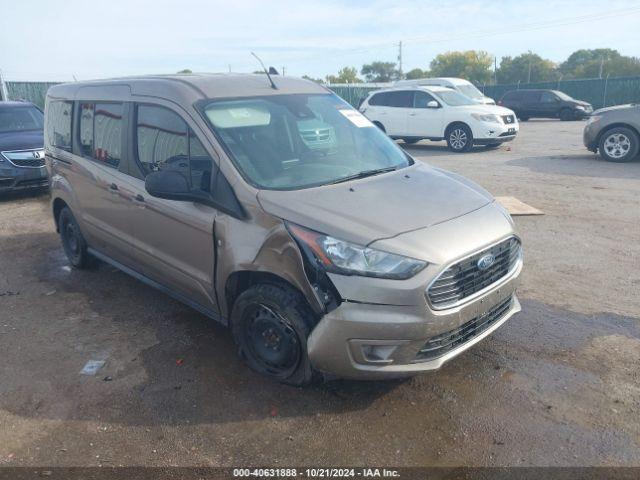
[594,103,638,115]
[0,130,43,152]
[257,163,493,247]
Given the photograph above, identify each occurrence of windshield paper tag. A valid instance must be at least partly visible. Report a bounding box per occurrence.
[339,109,374,128]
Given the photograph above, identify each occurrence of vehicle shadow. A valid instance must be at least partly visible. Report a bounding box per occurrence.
[507,154,640,180]
[0,187,49,202]
[0,230,407,427]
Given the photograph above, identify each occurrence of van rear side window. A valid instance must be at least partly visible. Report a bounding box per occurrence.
[79,102,123,168]
[47,101,73,150]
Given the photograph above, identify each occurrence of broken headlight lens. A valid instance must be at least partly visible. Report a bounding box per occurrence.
[287,223,427,280]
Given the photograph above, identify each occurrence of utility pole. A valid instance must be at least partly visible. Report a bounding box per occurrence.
[494,56,498,85]
[599,56,604,79]
[0,69,8,101]
[527,59,532,84]
[282,66,286,76]
[397,41,403,79]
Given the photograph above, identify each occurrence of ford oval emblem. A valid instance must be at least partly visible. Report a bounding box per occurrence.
[477,253,495,271]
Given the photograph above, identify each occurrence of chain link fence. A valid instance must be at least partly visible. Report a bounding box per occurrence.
[2,76,639,110]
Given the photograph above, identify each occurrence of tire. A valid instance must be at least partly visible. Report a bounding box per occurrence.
[403,138,420,144]
[231,283,317,386]
[598,127,639,163]
[559,108,574,121]
[446,124,473,153]
[58,207,93,269]
[372,121,386,133]
[517,113,530,121]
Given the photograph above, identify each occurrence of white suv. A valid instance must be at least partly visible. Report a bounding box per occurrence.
[359,86,519,152]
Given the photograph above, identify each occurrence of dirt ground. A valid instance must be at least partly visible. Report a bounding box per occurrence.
[0,120,638,468]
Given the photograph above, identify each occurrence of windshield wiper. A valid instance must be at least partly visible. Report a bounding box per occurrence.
[328,166,399,185]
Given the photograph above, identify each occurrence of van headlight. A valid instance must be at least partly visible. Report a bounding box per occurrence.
[287,223,427,279]
[471,113,501,123]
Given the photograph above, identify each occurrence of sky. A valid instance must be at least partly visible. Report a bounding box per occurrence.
[1,0,640,82]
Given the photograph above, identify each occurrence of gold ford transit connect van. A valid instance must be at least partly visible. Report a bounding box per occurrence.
[46,74,522,385]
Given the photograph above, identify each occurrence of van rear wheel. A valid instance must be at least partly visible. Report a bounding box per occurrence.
[231,283,316,386]
[59,207,93,269]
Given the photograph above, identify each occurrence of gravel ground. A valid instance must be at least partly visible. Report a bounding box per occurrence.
[0,120,638,468]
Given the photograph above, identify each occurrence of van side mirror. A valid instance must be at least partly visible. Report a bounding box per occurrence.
[427,100,439,109]
[145,170,210,203]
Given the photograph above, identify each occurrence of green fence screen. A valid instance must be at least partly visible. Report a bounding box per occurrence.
[329,75,640,109]
[3,76,640,111]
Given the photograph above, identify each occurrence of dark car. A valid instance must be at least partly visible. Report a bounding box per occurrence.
[498,89,593,121]
[583,103,640,162]
[0,101,48,193]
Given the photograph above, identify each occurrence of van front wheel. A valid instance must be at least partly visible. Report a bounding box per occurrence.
[231,283,316,386]
[446,124,473,152]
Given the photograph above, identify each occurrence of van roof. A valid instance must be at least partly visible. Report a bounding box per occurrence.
[370,85,451,94]
[46,73,329,103]
[396,77,471,85]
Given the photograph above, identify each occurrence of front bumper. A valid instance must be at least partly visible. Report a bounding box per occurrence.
[0,163,49,192]
[307,254,522,380]
[471,120,519,145]
[583,119,601,151]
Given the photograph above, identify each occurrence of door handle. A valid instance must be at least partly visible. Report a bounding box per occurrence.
[409,113,418,116]
[109,183,118,191]
[134,194,145,202]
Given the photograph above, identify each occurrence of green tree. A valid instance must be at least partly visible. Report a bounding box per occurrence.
[429,50,493,84]
[302,75,325,84]
[560,49,640,78]
[325,66,362,84]
[177,69,193,74]
[360,61,399,82]
[497,52,558,84]
[405,68,428,80]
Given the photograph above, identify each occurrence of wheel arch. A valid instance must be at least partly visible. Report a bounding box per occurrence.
[596,123,640,148]
[52,197,69,233]
[445,121,472,137]
[225,271,317,323]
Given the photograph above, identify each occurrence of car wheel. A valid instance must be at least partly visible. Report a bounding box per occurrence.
[446,124,473,152]
[598,127,639,163]
[403,138,420,144]
[372,121,386,133]
[59,207,93,268]
[517,113,530,121]
[559,108,574,121]
[231,283,316,386]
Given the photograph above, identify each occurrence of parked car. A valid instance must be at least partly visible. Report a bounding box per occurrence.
[395,77,495,105]
[46,74,522,385]
[583,103,640,162]
[0,101,48,193]
[498,89,593,121]
[359,86,519,152]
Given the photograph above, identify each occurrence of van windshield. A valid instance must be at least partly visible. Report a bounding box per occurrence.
[202,94,411,190]
[0,106,44,133]
[432,90,476,106]
[457,84,484,100]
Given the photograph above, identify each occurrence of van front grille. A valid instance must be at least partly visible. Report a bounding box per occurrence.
[416,295,513,361]
[427,237,521,309]
[9,157,45,168]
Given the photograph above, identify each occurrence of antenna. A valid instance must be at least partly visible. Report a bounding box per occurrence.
[251,52,277,90]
